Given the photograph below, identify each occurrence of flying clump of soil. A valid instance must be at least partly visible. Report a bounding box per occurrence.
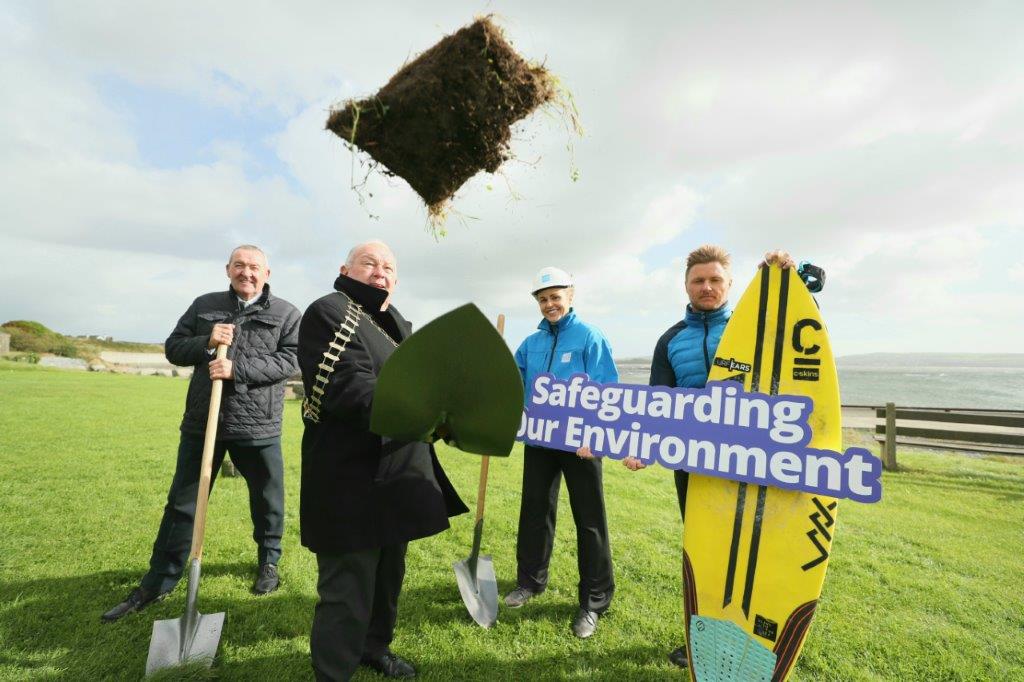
[326,16,567,223]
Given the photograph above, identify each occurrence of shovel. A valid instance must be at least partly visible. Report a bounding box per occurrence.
[370,303,523,456]
[452,314,505,628]
[146,344,228,675]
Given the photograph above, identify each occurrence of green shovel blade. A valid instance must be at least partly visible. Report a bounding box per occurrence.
[370,303,523,456]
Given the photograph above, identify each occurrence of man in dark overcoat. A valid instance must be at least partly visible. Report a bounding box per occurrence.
[298,240,467,681]
[102,245,300,622]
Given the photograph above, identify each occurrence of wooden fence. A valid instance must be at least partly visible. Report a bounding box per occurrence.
[869,404,1024,470]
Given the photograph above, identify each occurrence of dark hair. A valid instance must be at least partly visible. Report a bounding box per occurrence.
[228,245,267,266]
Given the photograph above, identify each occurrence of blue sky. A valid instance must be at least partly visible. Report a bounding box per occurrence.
[96,75,291,181]
[1,1,1022,356]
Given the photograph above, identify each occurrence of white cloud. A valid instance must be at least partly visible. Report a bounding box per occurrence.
[638,184,702,246]
[1,1,1023,358]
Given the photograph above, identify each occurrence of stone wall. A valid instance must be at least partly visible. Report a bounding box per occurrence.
[0,332,9,354]
[285,380,304,400]
[98,351,191,377]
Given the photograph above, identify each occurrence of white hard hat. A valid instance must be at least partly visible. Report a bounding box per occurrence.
[531,266,574,295]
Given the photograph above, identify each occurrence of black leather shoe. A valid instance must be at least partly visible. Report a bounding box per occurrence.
[100,586,168,623]
[503,586,537,608]
[571,608,599,638]
[668,646,689,669]
[360,650,416,678]
[252,563,279,595]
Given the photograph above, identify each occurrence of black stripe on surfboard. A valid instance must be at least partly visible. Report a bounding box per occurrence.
[741,267,790,619]
[722,482,747,607]
[742,484,768,618]
[750,265,771,393]
[723,265,772,609]
[769,267,790,396]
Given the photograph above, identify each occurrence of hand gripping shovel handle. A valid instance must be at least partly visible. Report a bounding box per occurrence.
[467,314,503,576]
[190,344,227,562]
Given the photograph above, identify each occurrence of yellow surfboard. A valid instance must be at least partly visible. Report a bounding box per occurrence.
[683,264,840,682]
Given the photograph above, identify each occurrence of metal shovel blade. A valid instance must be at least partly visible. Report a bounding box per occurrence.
[145,560,224,675]
[453,554,498,628]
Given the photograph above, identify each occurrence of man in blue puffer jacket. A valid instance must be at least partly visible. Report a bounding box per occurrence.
[505,266,619,640]
[647,244,740,520]
[638,244,809,669]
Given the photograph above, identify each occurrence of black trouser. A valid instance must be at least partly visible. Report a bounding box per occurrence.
[141,435,285,594]
[311,544,408,682]
[515,445,614,613]
[674,470,690,522]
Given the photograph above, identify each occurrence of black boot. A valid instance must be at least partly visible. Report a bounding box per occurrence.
[668,646,689,669]
[360,650,416,678]
[100,586,170,623]
[252,563,280,595]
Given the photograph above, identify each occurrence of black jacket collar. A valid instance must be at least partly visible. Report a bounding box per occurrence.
[335,274,389,311]
[228,283,271,311]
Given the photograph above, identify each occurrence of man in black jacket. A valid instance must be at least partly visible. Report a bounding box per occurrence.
[101,245,301,622]
[299,240,466,681]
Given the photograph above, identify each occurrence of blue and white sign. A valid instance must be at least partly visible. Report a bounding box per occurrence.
[515,374,882,503]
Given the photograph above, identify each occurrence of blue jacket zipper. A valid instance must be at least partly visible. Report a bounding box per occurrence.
[546,322,560,372]
[702,314,711,373]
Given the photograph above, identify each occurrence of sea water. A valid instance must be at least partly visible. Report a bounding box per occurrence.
[615,355,1024,410]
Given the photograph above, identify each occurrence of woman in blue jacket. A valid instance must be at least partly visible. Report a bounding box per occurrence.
[504,266,618,639]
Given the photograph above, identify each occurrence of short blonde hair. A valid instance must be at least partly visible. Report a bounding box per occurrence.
[685,244,731,277]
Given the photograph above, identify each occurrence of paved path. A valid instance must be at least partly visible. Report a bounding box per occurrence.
[39,357,87,370]
[99,351,172,368]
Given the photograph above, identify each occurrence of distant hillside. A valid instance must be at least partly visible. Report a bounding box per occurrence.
[836,353,1024,369]
[1,320,163,360]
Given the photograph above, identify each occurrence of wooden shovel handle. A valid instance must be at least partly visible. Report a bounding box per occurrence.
[189,343,228,561]
[475,457,490,523]
[473,314,505,523]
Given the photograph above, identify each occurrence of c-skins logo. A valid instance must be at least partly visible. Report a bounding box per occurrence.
[713,356,752,373]
[791,318,822,381]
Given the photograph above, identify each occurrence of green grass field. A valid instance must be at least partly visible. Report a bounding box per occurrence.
[1,361,1021,680]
